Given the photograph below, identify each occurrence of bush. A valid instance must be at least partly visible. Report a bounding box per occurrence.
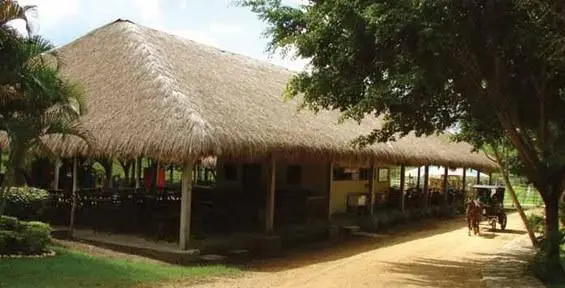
[0,216,51,255]
[3,186,49,220]
[527,213,545,236]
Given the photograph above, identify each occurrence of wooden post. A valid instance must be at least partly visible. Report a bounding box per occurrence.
[52,158,61,190]
[69,157,78,236]
[135,157,141,189]
[462,168,467,193]
[265,157,276,233]
[169,166,174,184]
[423,165,430,208]
[477,169,481,184]
[488,172,493,185]
[416,167,421,189]
[107,159,113,189]
[443,166,449,204]
[400,165,406,212]
[179,160,194,250]
[369,160,376,215]
[328,161,334,221]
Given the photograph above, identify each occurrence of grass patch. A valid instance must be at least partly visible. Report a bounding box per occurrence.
[0,247,239,288]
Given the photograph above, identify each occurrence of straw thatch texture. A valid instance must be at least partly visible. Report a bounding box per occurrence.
[0,19,496,171]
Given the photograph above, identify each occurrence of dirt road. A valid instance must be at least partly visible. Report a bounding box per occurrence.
[186,212,529,288]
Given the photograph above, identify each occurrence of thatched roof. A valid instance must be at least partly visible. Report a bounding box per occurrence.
[0,19,497,171]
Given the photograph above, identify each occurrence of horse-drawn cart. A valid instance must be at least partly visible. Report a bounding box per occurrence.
[472,185,507,231]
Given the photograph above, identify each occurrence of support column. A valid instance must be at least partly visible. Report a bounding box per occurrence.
[328,161,334,221]
[488,172,493,185]
[462,168,467,193]
[400,164,406,212]
[265,157,276,234]
[169,166,174,184]
[135,157,142,189]
[179,159,194,250]
[416,167,421,189]
[476,169,481,184]
[423,165,430,208]
[443,166,449,204]
[52,158,62,190]
[369,160,376,215]
[69,157,78,236]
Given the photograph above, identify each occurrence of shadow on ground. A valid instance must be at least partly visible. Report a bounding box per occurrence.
[380,257,486,287]
[243,214,525,272]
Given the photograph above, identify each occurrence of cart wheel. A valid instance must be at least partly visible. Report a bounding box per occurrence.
[490,219,497,231]
[499,213,507,230]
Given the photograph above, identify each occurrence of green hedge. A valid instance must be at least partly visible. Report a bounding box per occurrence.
[3,186,49,220]
[0,216,51,255]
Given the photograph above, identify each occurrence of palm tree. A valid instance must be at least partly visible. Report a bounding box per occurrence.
[0,30,90,214]
[0,0,37,34]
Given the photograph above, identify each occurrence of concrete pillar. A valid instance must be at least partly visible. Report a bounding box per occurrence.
[52,158,62,190]
[369,160,376,215]
[400,165,406,212]
[416,167,421,189]
[179,159,194,250]
[328,161,334,221]
[69,157,78,235]
[462,168,467,193]
[135,157,141,189]
[443,166,449,203]
[265,157,276,234]
[423,165,430,208]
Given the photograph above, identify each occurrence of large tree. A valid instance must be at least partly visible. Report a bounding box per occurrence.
[0,0,36,34]
[0,26,88,212]
[243,0,565,280]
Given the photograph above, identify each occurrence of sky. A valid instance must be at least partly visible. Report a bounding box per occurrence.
[10,0,309,71]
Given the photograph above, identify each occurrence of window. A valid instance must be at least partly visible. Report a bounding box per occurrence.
[223,164,237,181]
[286,165,302,185]
[333,166,361,181]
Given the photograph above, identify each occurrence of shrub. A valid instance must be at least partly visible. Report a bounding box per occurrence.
[3,186,49,220]
[0,215,19,230]
[19,221,51,254]
[0,217,51,255]
[527,213,545,236]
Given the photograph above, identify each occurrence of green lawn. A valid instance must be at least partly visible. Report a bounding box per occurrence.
[503,185,544,207]
[0,248,239,288]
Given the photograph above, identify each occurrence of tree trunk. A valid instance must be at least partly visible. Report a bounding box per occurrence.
[541,180,565,282]
[492,149,537,246]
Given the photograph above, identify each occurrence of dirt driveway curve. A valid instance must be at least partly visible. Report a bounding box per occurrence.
[184,212,529,288]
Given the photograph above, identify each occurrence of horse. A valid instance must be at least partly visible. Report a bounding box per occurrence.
[466,199,483,236]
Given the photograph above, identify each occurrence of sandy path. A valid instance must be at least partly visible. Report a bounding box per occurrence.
[184,212,528,288]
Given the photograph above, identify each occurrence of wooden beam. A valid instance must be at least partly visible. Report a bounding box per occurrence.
[443,166,449,204]
[135,157,141,189]
[369,161,376,215]
[423,165,430,208]
[265,157,276,233]
[179,160,194,250]
[400,165,406,212]
[52,158,61,190]
[416,167,421,189]
[328,161,334,221]
[462,168,467,194]
[69,158,78,236]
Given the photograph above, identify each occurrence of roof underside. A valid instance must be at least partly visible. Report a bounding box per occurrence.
[0,19,498,171]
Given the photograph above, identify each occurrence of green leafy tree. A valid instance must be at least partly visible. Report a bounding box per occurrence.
[0,29,89,214]
[243,0,565,280]
[0,0,37,34]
